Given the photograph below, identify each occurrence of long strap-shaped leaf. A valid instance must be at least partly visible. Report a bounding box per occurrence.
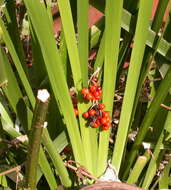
[90,1,171,63]
[0,47,23,113]
[77,0,89,87]
[112,0,153,172]
[39,147,58,189]
[4,0,28,75]
[57,0,82,90]
[42,128,72,187]
[0,18,35,108]
[57,0,97,173]
[97,0,123,176]
[126,65,171,178]
[0,96,20,138]
[22,0,85,164]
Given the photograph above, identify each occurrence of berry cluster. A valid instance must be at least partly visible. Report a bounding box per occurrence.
[80,76,111,131]
[81,78,102,101]
[81,86,102,101]
[82,104,111,130]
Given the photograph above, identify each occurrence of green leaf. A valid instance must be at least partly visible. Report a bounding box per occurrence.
[0,175,8,187]
[97,0,123,176]
[4,0,28,75]
[0,47,23,113]
[90,1,171,63]
[142,133,164,189]
[57,0,82,90]
[127,65,171,177]
[42,128,72,187]
[77,0,89,87]
[0,17,35,108]
[57,0,95,173]
[39,147,58,189]
[23,0,85,164]
[0,92,20,138]
[112,0,153,172]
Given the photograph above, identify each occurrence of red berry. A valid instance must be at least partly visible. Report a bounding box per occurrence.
[98,103,105,110]
[90,122,99,128]
[89,109,96,116]
[102,111,109,118]
[81,88,89,95]
[100,118,107,125]
[102,125,110,131]
[96,86,102,91]
[95,95,101,100]
[106,116,110,122]
[85,93,94,100]
[95,120,101,126]
[103,121,111,126]
[74,109,79,116]
[82,112,89,119]
[93,91,100,97]
[89,85,97,93]
[97,116,102,120]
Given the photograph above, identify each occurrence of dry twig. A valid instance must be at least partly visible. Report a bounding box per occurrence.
[160,103,171,111]
[64,160,97,181]
[0,163,25,177]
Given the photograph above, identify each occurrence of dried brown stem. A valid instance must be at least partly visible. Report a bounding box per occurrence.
[160,103,171,111]
[64,161,98,181]
[0,163,25,177]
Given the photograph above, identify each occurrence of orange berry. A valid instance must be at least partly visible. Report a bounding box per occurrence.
[74,109,79,116]
[91,122,99,128]
[93,91,100,97]
[102,111,109,118]
[89,85,97,93]
[102,125,110,131]
[82,112,89,119]
[98,103,105,110]
[106,116,110,122]
[103,121,111,127]
[95,120,101,126]
[85,93,94,100]
[88,109,96,116]
[81,88,89,95]
[95,95,101,100]
[100,118,107,125]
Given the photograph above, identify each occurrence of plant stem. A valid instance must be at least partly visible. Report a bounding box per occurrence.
[26,89,50,190]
